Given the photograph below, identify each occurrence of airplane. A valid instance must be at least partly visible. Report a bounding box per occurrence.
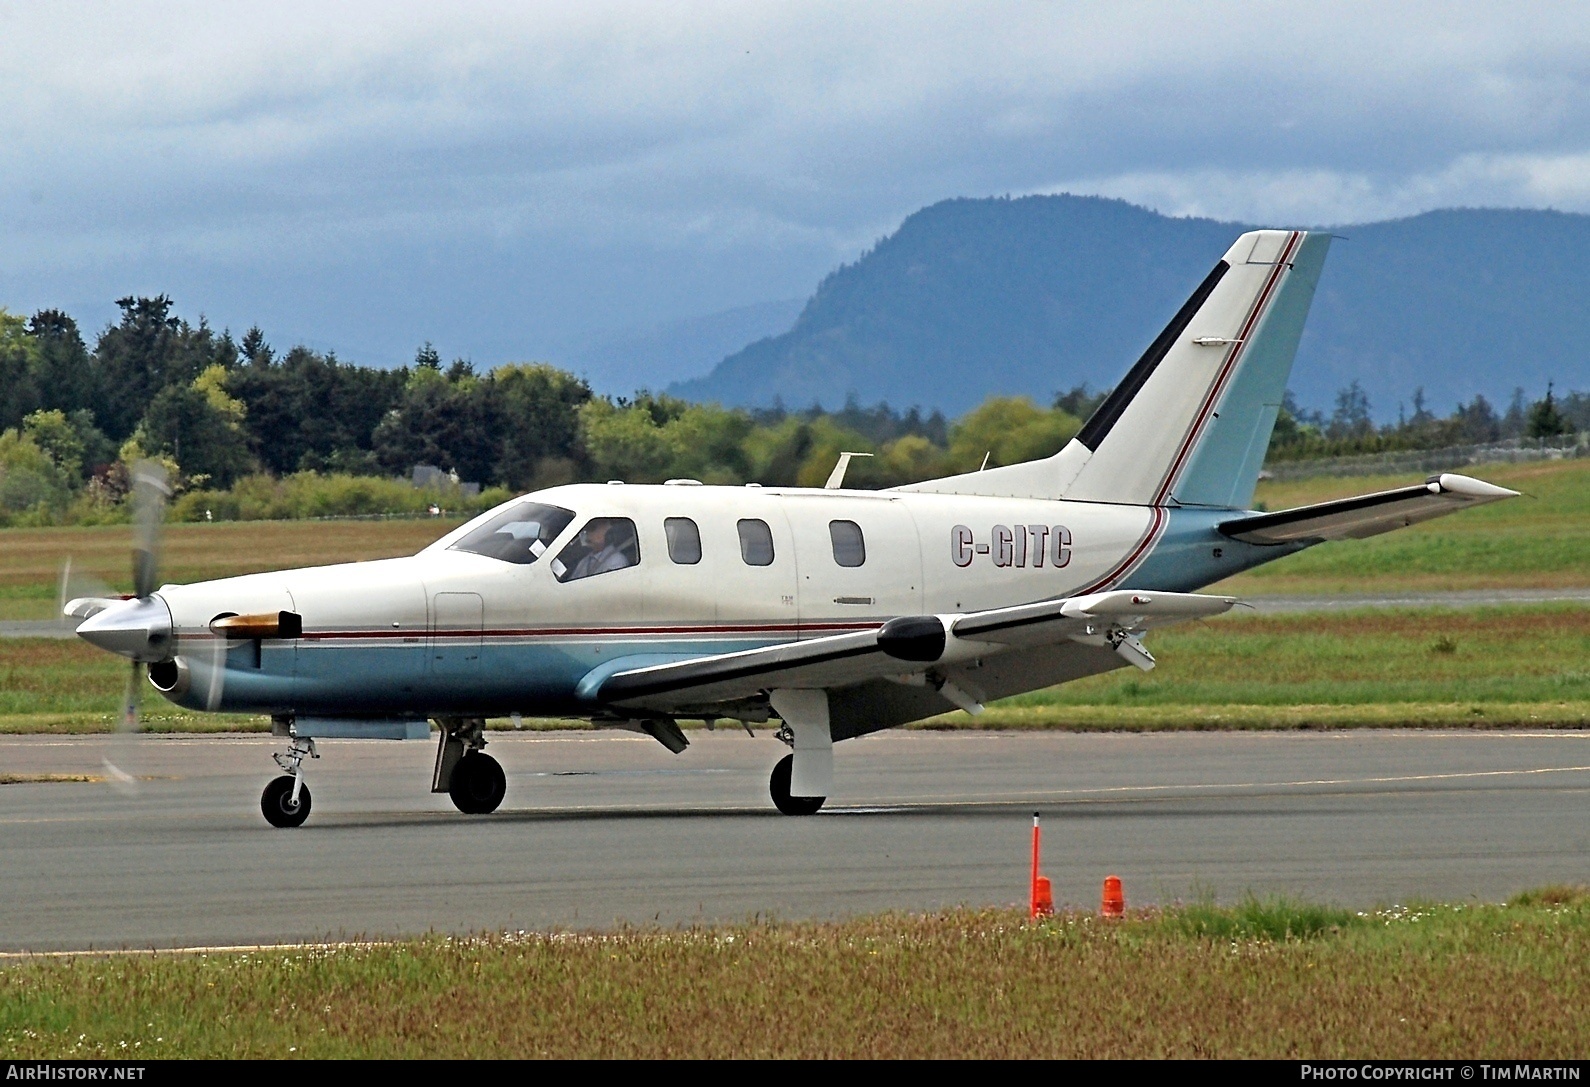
[65,229,1519,827]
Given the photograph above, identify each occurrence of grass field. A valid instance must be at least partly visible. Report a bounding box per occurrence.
[958,604,1590,729]
[0,458,1584,620]
[1213,457,1590,596]
[4,891,1588,1058]
[0,518,462,620]
[3,605,1584,732]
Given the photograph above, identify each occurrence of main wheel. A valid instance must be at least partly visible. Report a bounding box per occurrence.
[769,753,825,816]
[449,752,506,814]
[261,774,311,828]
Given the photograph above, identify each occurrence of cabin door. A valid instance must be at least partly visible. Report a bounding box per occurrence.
[788,497,923,633]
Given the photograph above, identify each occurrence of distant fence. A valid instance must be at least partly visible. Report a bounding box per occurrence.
[1262,434,1590,482]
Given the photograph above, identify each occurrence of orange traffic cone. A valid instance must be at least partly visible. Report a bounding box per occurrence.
[1101,874,1125,918]
[1029,813,1053,918]
[1033,876,1053,917]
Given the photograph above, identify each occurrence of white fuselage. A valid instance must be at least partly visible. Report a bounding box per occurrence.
[148,481,1265,720]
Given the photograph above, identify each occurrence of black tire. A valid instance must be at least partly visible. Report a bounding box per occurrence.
[769,753,824,816]
[449,752,506,814]
[261,774,311,828]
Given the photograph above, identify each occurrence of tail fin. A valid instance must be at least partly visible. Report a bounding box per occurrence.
[902,230,1330,508]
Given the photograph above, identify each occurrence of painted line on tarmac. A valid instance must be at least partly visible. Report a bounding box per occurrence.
[0,940,396,960]
[830,763,1590,811]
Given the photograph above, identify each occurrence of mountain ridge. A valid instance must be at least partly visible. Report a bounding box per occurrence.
[669,195,1590,418]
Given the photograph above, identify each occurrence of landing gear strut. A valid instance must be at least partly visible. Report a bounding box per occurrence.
[433,718,506,814]
[767,689,832,816]
[769,753,824,816]
[262,736,317,828]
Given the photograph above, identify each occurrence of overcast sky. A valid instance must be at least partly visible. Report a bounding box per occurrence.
[4,1,1589,388]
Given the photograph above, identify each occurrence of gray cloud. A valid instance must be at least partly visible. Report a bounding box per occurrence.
[3,1,1589,384]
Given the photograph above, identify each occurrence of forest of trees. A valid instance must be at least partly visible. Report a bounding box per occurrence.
[0,295,1585,525]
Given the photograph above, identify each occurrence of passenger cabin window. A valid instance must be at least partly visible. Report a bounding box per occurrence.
[829,520,866,567]
[737,519,774,566]
[665,517,701,564]
[552,517,640,582]
[450,502,575,565]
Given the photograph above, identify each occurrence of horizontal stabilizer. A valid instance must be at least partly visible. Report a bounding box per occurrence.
[1218,473,1518,545]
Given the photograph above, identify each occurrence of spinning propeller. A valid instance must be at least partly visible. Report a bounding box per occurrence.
[65,462,175,792]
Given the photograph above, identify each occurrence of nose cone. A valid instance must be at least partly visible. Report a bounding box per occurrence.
[76,595,174,662]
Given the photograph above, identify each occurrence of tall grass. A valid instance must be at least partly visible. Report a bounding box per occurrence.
[1166,894,1359,940]
[3,896,1588,1058]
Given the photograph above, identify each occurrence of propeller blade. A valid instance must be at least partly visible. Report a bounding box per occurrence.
[57,556,71,630]
[98,464,168,797]
[57,556,70,622]
[57,556,117,628]
[104,660,144,796]
[204,633,227,712]
[130,460,170,600]
[121,659,142,731]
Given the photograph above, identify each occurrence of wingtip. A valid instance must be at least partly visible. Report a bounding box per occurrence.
[1434,473,1521,499]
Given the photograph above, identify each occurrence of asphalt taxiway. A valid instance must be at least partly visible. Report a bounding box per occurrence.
[1,729,1587,950]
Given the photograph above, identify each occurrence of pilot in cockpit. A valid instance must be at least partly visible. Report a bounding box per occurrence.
[566,518,638,580]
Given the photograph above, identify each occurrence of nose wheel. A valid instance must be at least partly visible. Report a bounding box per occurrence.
[261,774,312,828]
[449,752,506,814]
[262,734,317,828]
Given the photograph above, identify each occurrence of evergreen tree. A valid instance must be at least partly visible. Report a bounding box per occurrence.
[1327,381,1373,439]
[1452,395,1501,444]
[26,310,94,416]
[1527,383,1572,439]
[91,296,236,441]
[0,311,40,432]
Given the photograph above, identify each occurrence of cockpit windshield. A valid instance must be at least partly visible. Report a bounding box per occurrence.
[449,501,576,564]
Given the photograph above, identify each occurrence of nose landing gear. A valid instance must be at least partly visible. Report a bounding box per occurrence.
[262,736,317,828]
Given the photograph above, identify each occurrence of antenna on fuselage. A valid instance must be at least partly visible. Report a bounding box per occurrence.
[824,451,874,489]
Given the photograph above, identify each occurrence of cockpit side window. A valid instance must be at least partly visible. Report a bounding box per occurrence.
[450,502,575,564]
[552,517,641,582]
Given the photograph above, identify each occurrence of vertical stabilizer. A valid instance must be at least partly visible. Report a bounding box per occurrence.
[899,230,1330,506]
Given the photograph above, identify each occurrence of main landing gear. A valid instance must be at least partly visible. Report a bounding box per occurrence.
[262,736,317,828]
[433,717,506,815]
[767,690,833,816]
[769,753,824,816]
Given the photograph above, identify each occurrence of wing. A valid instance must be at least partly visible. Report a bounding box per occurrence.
[593,589,1234,716]
[1218,472,1517,545]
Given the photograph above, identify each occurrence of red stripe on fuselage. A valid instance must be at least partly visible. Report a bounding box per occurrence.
[1075,506,1167,595]
[295,620,874,642]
